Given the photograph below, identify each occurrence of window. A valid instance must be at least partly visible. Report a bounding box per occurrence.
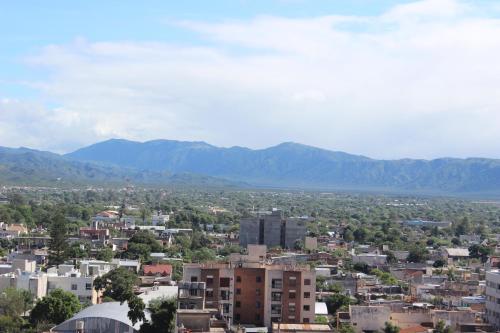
[220,277,230,287]
[255,314,261,321]
[191,276,198,282]
[271,304,282,315]
[289,276,297,287]
[235,301,241,308]
[236,276,241,283]
[304,292,311,298]
[289,292,296,299]
[235,313,240,321]
[304,278,311,285]
[71,284,77,291]
[303,318,310,323]
[256,276,262,283]
[236,288,241,295]
[85,283,92,290]
[221,290,229,300]
[272,279,283,289]
[206,277,214,286]
[289,304,296,313]
[206,290,214,298]
[303,305,310,311]
[272,292,281,301]
[256,288,261,296]
[256,301,261,309]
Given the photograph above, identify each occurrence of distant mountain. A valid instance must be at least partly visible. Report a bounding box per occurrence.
[0,146,243,188]
[65,139,500,195]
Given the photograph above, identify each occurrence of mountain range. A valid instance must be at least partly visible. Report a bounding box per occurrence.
[1,138,500,196]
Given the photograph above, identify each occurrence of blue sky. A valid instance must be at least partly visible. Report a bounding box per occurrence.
[2,0,500,158]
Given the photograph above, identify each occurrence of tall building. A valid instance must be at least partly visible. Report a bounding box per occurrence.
[182,251,315,328]
[486,269,500,328]
[239,210,307,249]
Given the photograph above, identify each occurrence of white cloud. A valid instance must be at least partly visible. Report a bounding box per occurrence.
[4,0,500,158]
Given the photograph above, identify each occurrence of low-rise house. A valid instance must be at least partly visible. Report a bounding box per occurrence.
[441,248,470,265]
[143,263,172,277]
[352,253,387,267]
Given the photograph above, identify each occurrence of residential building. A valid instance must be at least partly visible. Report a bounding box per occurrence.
[486,269,500,329]
[239,209,307,249]
[182,259,315,328]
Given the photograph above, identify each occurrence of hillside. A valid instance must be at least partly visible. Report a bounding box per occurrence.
[66,139,500,194]
[0,146,242,188]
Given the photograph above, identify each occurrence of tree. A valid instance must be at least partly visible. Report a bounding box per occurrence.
[339,324,356,333]
[294,239,304,251]
[433,259,446,268]
[139,297,176,333]
[468,244,492,263]
[93,267,138,303]
[343,229,354,242]
[0,288,27,317]
[324,293,351,314]
[65,242,89,259]
[384,322,400,333]
[30,289,81,326]
[191,248,216,262]
[407,245,429,263]
[353,227,368,243]
[124,243,153,262]
[128,295,146,325]
[96,247,114,262]
[433,320,452,333]
[48,213,69,267]
[93,268,146,325]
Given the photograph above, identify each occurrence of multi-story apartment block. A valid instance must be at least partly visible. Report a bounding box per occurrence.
[182,258,315,328]
[47,264,101,304]
[240,210,307,249]
[486,270,500,329]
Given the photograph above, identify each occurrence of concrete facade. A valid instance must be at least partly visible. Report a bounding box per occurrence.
[239,210,307,249]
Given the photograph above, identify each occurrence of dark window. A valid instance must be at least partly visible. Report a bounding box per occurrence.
[303,305,310,311]
[235,313,240,321]
[191,276,198,282]
[255,314,261,321]
[206,277,214,285]
[289,292,296,299]
[85,283,92,290]
[271,292,282,301]
[206,290,214,298]
[256,301,261,309]
[256,276,262,283]
[236,288,241,295]
[304,279,311,285]
[289,277,297,286]
[256,288,261,296]
[235,301,241,308]
[303,318,310,323]
[304,292,311,298]
[272,279,283,289]
[236,276,241,283]
[220,277,230,287]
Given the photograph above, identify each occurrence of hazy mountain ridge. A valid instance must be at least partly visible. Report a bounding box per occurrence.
[64,139,500,193]
[0,145,243,188]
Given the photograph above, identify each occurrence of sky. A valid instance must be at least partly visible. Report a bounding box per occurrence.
[1,0,500,159]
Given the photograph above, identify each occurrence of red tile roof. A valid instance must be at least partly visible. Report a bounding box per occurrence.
[143,264,172,276]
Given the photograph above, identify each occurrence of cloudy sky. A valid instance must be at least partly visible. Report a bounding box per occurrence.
[1,0,500,159]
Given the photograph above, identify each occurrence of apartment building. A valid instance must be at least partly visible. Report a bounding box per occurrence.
[182,259,315,328]
[239,209,307,249]
[47,264,101,304]
[486,269,500,329]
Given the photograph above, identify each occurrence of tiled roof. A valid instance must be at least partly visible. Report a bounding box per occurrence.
[143,264,172,276]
